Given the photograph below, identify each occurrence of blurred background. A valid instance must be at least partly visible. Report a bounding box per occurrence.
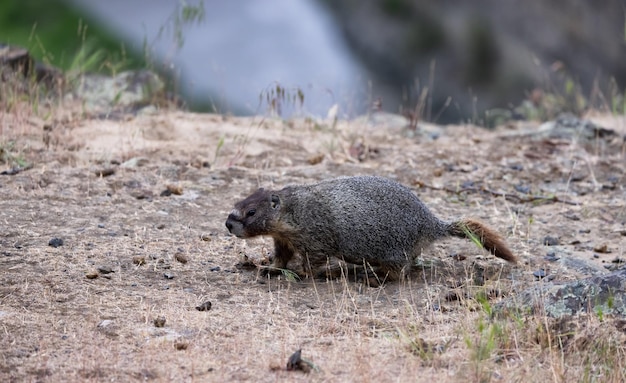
[2,0,625,124]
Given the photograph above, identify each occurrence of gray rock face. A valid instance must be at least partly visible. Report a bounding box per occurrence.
[495,268,626,318]
[320,0,626,123]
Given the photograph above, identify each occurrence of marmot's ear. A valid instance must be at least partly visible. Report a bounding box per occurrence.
[270,194,280,209]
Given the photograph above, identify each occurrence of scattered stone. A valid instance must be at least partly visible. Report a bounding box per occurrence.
[578,228,591,233]
[611,257,625,264]
[594,244,610,253]
[163,272,175,280]
[200,233,212,242]
[130,189,154,200]
[543,236,559,246]
[514,184,530,194]
[196,301,212,311]
[544,252,560,262]
[210,266,221,272]
[156,224,166,230]
[564,212,580,221]
[153,316,166,328]
[160,189,172,197]
[73,70,165,113]
[98,266,114,274]
[286,349,314,373]
[48,237,64,248]
[495,268,626,318]
[166,184,183,195]
[307,153,324,165]
[174,253,188,264]
[94,168,115,177]
[174,341,189,350]
[593,254,600,259]
[86,270,99,279]
[533,269,547,280]
[133,256,146,266]
[97,223,105,229]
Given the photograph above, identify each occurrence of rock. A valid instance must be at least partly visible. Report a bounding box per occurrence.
[322,1,626,123]
[163,272,175,280]
[495,268,626,318]
[48,237,64,248]
[544,252,560,262]
[286,349,314,373]
[70,70,165,113]
[174,341,189,350]
[593,244,610,253]
[533,269,547,280]
[174,253,188,264]
[195,301,212,311]
[153,316,166,328]
[133,256,146,265]
[166,184,183,195]
[543,236,559,246]
[86,270,99,279]
[98,266,114,274]
[94,168,115,177]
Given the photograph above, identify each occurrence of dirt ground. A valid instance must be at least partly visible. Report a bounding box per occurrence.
[0,107,625,382]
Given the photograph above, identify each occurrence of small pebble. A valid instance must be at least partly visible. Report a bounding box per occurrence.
[210,266,221,272]
[544,252,560,262]
[174,342,189,350]
[533,269,547,280]
[133,256,146,265]
[97,224,105,229]
[593,254,600,259]
[175,253,189,264]
[49,237,64,248]
[166,184,183,195]
[98,266,114,274]
[200,233,212,242]
[593,244,610,253]
[196,301,212,311]
[578,228,591,233]
[164,272,175,279]
[611,257,625,264]
[153,316,166,328]
[543,236,559,246]
[514,184,530,194]
[86,270,99,279]
[94,168,115,177]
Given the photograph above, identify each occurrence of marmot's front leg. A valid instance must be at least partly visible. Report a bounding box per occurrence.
[261,238,297,277]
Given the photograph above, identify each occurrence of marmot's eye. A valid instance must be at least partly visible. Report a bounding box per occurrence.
[246,209,256,217]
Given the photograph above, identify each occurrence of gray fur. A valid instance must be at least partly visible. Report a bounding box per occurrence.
[225,176,514,279]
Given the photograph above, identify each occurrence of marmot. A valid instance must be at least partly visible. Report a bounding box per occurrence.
[225,176,516,280]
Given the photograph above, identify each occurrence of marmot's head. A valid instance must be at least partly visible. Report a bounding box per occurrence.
[225,188,282,238]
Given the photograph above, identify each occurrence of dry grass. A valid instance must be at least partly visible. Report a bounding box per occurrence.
[1,86,625,382]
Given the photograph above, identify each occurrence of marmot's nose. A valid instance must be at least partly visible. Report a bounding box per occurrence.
[225,220,233,231]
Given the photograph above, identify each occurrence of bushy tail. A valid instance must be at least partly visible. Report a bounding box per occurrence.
[448,218,517,263]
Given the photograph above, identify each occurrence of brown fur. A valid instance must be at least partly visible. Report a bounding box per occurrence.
[450,218,517,263]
